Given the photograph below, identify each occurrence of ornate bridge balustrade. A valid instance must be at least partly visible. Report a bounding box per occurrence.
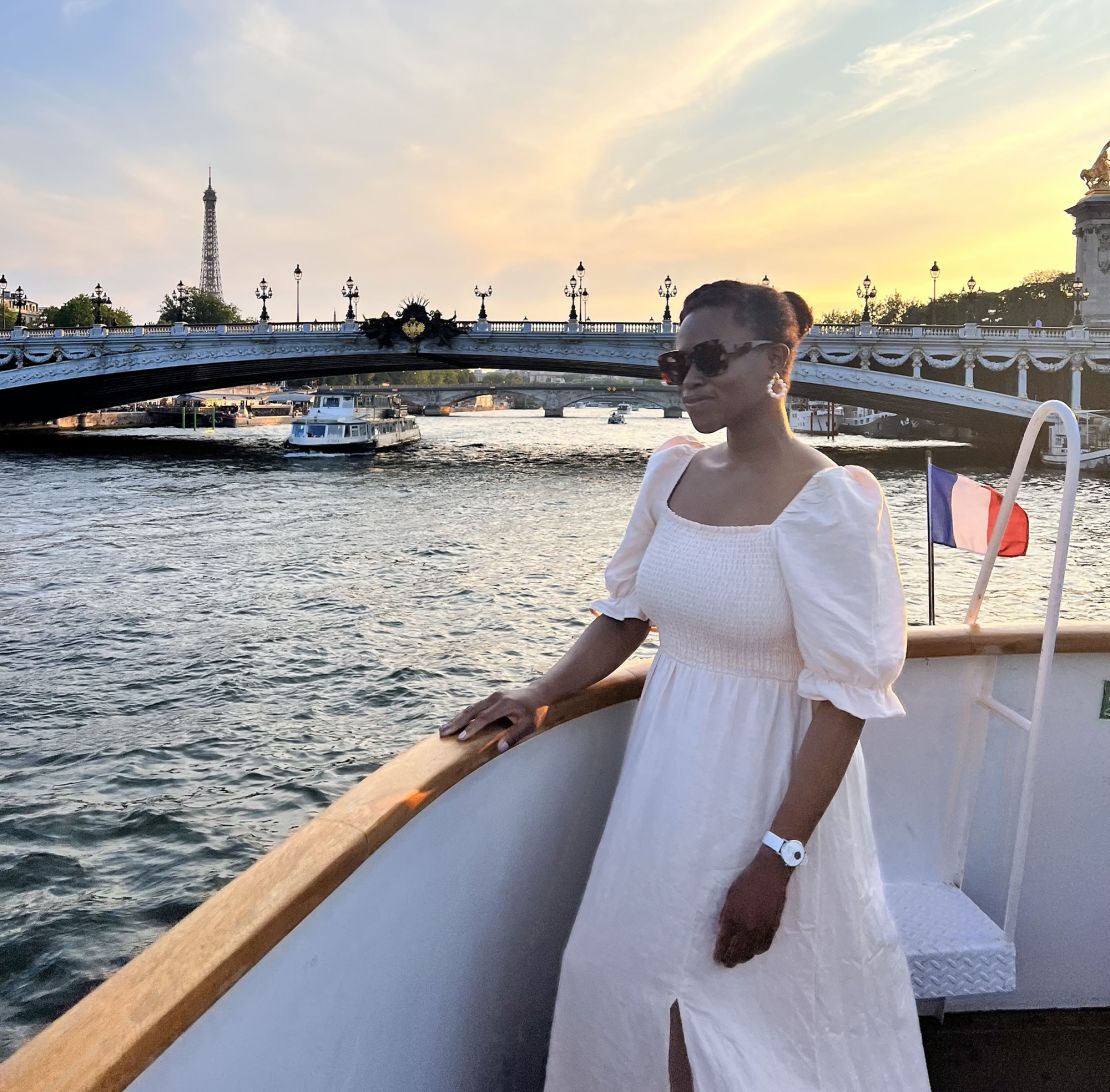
[2,318,1109,446]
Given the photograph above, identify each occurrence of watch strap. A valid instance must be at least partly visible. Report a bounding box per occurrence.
[762,829,806,866]
[762,831,786,855]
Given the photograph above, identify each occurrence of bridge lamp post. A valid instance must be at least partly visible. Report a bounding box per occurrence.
[659,275,677,322]
[929,261,940,324]
[564,272,580,323]
[342,276,360,322]
[963,276,982,322]
[576,260,588,322]
[1065,277,1089,326]
[0,274,6,331]
[13,285,27,327]
[856,274,877,324]
[475,284,492,320]
[91,283,111,326]
[174,280,188,323]
[256,278,272,322]
[294,264,302,323]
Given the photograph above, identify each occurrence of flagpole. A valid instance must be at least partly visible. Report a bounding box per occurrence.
[926,448,935,625]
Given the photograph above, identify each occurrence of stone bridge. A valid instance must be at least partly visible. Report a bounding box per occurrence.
[388,382,682,417]
[3,317,1110,448]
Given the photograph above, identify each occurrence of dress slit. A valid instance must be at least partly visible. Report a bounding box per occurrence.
[668,998,695,1092]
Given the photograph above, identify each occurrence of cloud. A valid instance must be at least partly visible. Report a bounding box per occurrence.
[839,62,957,120]
[838,0,1024,119]
[61,0,113,16]
[920,0,1013,34]
[844,33,970,83]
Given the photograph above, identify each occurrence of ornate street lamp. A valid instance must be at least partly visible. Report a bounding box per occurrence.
[963,276,982,322]
[174,280,188,322]
[659,275,677,322]
[856,274,877,323]
[929,261,940,324]
[1064,276,1090,326]
[761,274,773,289]
[256,277,272,322]
[13,284,27,327]
[91,282,111,326]
[564,270,580,323]
[475,284,493,321]
[294,264,302,323]
[576,260,588,323]
[0,274,7,331]
[342,276,359,322]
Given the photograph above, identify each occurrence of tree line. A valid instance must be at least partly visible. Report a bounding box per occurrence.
[819,270,1078,328]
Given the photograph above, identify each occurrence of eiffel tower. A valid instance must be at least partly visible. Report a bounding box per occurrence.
[199,169,223,300]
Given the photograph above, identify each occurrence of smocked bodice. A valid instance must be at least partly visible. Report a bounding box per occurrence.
[636,509,805,680]
[589,442,910,721]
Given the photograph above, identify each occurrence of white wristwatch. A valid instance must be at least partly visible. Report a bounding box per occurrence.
[762,830,806,867]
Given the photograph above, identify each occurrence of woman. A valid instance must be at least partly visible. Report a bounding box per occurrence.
[440,280,930,1091]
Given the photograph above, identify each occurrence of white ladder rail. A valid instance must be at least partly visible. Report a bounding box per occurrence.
[962,399,1081,942]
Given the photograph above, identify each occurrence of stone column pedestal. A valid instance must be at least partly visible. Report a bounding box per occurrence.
[1065,190,1110,328]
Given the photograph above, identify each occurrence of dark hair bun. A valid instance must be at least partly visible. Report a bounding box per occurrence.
[782,291,814,339]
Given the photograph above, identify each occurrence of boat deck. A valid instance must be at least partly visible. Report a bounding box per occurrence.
[922,1009,1110,1090]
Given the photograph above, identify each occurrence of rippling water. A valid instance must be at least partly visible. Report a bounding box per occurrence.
[2,410,1108,1058]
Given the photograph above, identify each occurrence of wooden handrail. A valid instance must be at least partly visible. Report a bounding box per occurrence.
[3,623,1109,1090]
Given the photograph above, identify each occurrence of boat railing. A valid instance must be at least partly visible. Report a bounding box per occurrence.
[962,399,1081,941]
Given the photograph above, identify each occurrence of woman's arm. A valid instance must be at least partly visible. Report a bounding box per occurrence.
[714,700,864,967]
[769,699,865,847]
[439,614,651,750]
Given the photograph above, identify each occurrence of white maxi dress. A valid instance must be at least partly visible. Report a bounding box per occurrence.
[543,441,930,1091]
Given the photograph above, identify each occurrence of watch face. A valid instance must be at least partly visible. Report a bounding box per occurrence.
[782,840,805,866]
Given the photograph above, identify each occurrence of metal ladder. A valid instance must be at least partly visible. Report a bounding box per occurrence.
[962,398,1081,943]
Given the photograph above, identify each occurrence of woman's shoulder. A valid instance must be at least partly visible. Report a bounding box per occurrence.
[633,436,705,506]
[779,462,889,530]
[644,434,705,473]
[650,434,706,460]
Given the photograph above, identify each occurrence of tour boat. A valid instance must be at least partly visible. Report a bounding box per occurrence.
[607,411,626,424]
[836,403,920,440]
[3,401,1107,1091]
[787,397,837,437]
[1043,412,1110,470]
[285,389,420,454]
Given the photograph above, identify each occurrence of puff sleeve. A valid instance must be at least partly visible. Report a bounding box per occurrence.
[589,440,701,622]
[776,466,908,721]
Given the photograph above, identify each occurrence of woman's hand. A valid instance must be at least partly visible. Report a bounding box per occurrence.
[714,847,792,967]
[439,685,548,753]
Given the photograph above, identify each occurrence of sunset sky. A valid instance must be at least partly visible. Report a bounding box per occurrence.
[6,0,1110,324]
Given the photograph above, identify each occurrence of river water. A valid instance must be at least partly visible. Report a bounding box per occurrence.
[2,409,1108,1059]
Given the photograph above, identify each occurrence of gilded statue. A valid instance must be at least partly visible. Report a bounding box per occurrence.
[1080,140,1110,192]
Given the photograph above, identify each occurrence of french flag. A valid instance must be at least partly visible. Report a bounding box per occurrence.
[928,465,1029,556]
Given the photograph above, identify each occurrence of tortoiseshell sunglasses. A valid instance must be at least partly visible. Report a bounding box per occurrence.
[657,339,779,386]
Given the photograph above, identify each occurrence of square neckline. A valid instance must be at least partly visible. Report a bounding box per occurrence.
[664,461,845,531]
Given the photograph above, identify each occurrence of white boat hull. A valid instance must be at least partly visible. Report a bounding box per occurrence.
[5,631,1110,1090]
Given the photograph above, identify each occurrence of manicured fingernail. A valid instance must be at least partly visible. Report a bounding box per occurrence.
[497,739,508,752]
[458,731,467,740]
